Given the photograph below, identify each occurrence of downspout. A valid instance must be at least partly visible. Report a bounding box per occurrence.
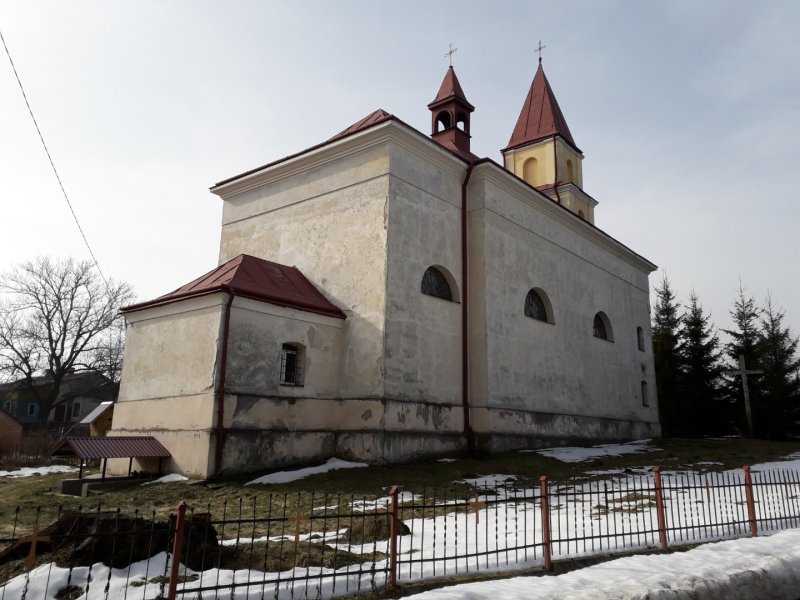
[552,134,563,205]
[461,161,476,454]
[214,291,235,476]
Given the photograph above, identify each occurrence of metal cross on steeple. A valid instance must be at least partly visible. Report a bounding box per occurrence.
[724,353,764,438]
[536,40,547,63]
[445,42,458,66]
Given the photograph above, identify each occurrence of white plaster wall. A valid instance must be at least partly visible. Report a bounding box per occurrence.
[217,146,390,399]
[383,142,464,411]
[224,298,343,399]
[118,296,223,402]
[471,174,658,431]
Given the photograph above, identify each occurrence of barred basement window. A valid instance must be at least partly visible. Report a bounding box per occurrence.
[421,266,454,301]
[280,343,304,386]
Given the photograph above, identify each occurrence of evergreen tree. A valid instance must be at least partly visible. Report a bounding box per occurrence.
[723,283,762,436]
[652,275,681,436]
[756,295,800,437]
[676,292,723,436]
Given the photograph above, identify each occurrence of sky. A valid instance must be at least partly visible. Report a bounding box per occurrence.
[0,1,798,338]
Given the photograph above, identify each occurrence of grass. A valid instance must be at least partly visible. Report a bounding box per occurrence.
[1,437,799,541]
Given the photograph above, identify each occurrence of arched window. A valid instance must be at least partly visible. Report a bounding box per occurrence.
[456,111,468,132]
[637,327,645,352]
[435,111,451,133]
[524,288,554,323]
[421,266,454,301]
[280,343,304,386]
[566,159,575,182]
[593,312,613,341]
[578,209,586,220]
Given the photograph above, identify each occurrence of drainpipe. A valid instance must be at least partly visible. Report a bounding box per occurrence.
[461,162,476,454]
[214,291,235,475]
[552,135,563,205]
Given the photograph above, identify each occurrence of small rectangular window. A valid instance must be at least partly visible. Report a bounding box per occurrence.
[27,403,37,417]
[280,343,303,386]
[2,401,12,414]
[641,381,649,407]
[72,402,81,419]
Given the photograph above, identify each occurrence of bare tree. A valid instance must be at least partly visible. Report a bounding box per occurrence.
[0,256,134,422]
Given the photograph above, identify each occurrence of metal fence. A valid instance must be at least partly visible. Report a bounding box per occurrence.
[1,465,799,599]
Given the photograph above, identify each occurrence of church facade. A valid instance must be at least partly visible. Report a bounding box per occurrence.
[111,62,660,478]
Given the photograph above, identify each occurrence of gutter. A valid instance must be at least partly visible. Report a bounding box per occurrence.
[214,291,235,475]
[552,134,563,205]
[461,161,476,454]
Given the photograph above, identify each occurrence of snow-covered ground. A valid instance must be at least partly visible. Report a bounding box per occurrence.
[3,451,800,599]
[141,473,188,485]
[531,439,659,462]
[0,465,76,478]
[403,528,800,599]
[245,458,369,485]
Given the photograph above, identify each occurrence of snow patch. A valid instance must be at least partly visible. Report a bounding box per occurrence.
[141,473,188,485]
[245,458,368,485]
[532,440,658,463]
[0,465,77,478]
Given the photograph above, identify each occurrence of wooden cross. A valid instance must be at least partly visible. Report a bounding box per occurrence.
[535,40,547,63]
[724,353,764,438]
[293,510,303,543]
[445,43,457,66]
[18,524,51,571]
[470,494,486,524]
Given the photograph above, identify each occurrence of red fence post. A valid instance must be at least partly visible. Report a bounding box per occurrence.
[743,465,758,537]
[652,467,668,549]
[388,486,399,590]
[167,501,188,600]
[539,476,553,572]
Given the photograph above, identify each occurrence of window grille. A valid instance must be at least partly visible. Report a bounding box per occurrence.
[421,267,453,301]
[280,343,303,385]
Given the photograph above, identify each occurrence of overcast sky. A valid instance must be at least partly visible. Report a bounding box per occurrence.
[1,1,798,338]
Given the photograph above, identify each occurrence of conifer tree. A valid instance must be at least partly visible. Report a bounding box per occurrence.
[723,283,762,435]
[756,295,800,437]
[651,275,681,436]
[677,292,723,436]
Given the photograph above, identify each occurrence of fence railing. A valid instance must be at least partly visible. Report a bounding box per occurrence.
[1,465,799,599]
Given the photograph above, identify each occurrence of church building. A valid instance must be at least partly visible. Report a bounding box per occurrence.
[111,59,660,478]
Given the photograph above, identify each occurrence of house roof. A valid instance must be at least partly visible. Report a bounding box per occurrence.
[79,400,114,425]
[51,436,171,460]
[121,254,346,319]
[505,62,579,153]
[428,66,475,111]
[0,408,23,427]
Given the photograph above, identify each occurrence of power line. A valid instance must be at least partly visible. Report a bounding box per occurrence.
[0,26,109,290]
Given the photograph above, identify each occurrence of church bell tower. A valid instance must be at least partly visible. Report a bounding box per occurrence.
[428,66,475,158]
[502,59,597,223]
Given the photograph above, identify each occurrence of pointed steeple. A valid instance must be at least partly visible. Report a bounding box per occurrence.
[428,66,475,158]
[504,63,577,152]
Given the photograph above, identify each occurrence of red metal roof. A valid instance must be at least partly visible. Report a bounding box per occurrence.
[122,254,346,319]
[52,436,171,459]
[504,63,579,153]
[428,66,474,111]
[328,109,393,141]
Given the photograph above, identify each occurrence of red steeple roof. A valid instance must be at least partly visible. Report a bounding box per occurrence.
[122,255,346,319]
[504,63,578,152]
[428,66,474,111]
